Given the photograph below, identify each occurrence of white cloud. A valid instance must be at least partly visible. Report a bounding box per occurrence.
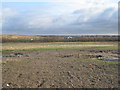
[28,16,53,29]
[2,0,118,34]
[26,0,118,29]
[2,8,18,23]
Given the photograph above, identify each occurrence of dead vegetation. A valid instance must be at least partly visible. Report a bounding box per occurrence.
[1,34,119,43]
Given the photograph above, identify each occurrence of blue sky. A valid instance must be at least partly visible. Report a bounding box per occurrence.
[1,0,119,35]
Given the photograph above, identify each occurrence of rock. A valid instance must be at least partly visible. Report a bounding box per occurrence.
[10,53,24,57]
[88,64,93,68]
[70,66,74,68]
[99,50,103,53]
[6,83,11,87]
[17,55,22,57]
[10,53,16,57]
[18,74,22,78]
[6,84,10,87]
[26,55,30,57]
[38,80,45,87]
[67,71,74,79]
[96,55,103,59]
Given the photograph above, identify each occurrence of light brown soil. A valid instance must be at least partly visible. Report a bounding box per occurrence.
[2,49,120,88]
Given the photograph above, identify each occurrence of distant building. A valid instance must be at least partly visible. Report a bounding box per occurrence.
[31,39,34,41]
[67,36,73,39]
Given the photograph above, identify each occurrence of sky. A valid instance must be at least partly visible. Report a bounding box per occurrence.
[1,0,119,35]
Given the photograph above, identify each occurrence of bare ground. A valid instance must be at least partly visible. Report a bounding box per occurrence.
[2,49,120,88]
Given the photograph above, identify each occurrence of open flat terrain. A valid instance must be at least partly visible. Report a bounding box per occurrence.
[2,42,120,88]
[2,42,118,51]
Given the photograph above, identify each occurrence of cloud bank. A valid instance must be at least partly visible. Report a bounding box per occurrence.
[1,0,118,35]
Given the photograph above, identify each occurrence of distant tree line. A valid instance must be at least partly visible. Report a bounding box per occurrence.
[2,35,119,43]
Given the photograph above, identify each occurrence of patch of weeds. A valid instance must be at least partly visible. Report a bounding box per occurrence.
[2,62,6,65]
[98,60,119,64]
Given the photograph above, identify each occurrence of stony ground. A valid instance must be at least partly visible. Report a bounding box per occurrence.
[2,49,120,88]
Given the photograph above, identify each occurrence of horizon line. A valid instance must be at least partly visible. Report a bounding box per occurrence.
[1,34,119,36]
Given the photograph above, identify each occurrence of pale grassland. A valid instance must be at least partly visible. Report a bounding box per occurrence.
[2,42,118,51]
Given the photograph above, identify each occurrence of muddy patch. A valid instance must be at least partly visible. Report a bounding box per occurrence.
[2,49,119,88]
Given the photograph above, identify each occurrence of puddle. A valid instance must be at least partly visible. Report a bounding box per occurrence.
[98,59,120,62]
[0,56,2,59]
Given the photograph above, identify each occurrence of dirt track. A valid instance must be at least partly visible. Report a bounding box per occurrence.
[2,49,120,88]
